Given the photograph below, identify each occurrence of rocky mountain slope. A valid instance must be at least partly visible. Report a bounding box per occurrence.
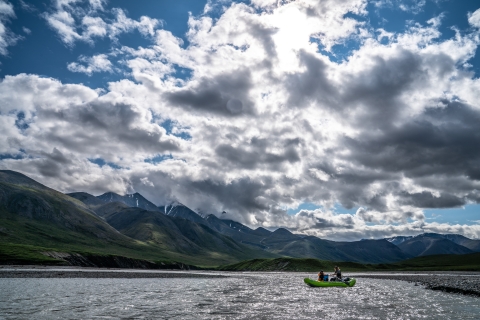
[0,170,275,266]
[396,234,474,257]
[96,192,161,212]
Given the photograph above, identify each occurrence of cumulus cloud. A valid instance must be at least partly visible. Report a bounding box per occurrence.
[469,8,480,28]
[44,0,161,46]
[0,74,182,190]
[2,0,480,240]
[67,54,113,75]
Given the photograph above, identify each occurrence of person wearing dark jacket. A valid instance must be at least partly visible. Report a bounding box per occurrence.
[336,266,342,279]
[331,266,342,281]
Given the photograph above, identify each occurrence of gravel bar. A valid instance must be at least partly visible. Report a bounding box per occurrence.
[356,273,480,297]
[0,270,227,279]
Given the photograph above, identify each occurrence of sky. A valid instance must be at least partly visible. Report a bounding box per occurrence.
[1,0,480,241]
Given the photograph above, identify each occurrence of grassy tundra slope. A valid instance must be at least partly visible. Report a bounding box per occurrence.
[0,170,275,267]
[389,252,480,271]
[217,257,374,272]
[218,253,480,272]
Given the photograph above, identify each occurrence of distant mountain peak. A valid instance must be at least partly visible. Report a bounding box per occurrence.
[385,235,414,246]
[159,203,205,224]
[273,228,292,235]
[161,201,186,215]
[97,191,160,212]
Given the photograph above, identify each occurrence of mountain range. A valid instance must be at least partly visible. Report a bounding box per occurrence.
[69,190,411,263]
[0,170,273,267]
[386,233,479,257]
[2,170,480,267]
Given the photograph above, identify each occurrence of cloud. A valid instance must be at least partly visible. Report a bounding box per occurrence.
[469,9,480,28]
[165,69,254,116]
[108,8,160,39]
[44,0,161,46]
[0,74,182,173]
[67,54,113,75]
[0,0,20,55]
[2,0,480,240]
[373,0,427,14]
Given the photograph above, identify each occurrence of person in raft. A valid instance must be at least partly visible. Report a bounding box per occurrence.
[331,266,342,281]
[317,270,325,281]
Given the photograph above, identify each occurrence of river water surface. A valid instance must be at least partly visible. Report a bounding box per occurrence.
[1,271,479,319]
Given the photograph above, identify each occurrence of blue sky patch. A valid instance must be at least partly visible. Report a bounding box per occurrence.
[144,154,173,164]
[425,204,480,225]
[160,119,192,140]
[88,158,121,169]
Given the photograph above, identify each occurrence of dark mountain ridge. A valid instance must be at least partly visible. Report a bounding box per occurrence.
[72,187,480,263]
[112,196,416,263]
[101,206,272,262]
[0,171,142,258]
[434,233,480,252]
[67,192,106,207]
[0,171,275,266]
[160,203,205,224]
[385,233,480,257]
[97,192,161,212]
[396,234,474,257]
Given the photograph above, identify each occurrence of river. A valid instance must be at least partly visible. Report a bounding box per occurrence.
[1,271,479,319]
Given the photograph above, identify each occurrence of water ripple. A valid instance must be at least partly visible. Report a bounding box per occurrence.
[1,273,480,319]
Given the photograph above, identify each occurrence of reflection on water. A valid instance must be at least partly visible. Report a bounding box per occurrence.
[1,272,479,319]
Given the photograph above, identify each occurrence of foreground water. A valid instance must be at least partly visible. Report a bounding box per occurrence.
[1,271,479,319]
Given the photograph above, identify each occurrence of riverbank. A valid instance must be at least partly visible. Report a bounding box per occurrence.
[0,266,225,278]
[355,272,480,297]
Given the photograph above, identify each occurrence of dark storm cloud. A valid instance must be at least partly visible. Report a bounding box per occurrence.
[189,177,272,212]
[38,99,180,154]
[41,147,72,165]
[165,69,254,116]
[341,49,423,126]
[342,101,480,178]
[304,162,397,211]
[399,191,465,208]
[286,49,429,126]
[286,50,337,108]
[286,49,423,117]
[35,148,71,178]
[355,207,423,223]
[335,100,480,208]
[215,136,300,170]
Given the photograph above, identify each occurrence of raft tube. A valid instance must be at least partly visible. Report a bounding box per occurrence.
[304,278,356,287]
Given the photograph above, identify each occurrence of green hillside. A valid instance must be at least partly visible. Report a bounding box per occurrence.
[217,257,374,272]
[387,252,480,271]
[218,253,480,272]
[0,170,274,267]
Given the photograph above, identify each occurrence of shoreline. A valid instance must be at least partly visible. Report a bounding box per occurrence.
[355,273,480,297]
[0,271,227,278]
[0,266,226,279]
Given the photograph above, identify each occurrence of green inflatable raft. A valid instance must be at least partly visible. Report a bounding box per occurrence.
[304,278,356,287]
